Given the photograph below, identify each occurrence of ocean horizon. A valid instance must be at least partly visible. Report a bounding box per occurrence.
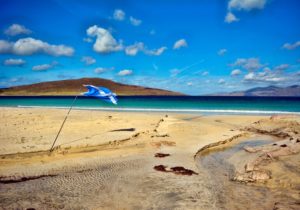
[1,96,300,115]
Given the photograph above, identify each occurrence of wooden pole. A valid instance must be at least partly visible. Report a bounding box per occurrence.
[49,95,78,152]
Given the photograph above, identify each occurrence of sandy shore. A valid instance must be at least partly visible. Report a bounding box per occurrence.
[0,107,299,209]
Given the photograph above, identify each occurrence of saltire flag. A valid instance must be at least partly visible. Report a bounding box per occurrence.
[82,85,118,105]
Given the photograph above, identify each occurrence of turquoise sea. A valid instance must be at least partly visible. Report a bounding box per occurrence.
[1,96,300,115]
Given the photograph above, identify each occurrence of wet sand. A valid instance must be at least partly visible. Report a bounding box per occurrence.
[0,107,299,209]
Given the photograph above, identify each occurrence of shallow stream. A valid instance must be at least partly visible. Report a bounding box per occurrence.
[195,137,278,209]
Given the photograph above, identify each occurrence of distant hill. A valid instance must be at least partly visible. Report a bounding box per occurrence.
[211,85,300,97]
[0,78,183,96]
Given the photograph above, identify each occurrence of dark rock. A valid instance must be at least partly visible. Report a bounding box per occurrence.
[280,144,287,147]
[154,165,167,172]
[154,153,170,158]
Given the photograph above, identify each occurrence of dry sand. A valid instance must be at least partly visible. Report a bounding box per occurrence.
[0,107,299,209]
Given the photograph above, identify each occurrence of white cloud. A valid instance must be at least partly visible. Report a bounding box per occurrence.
[282,41,300,50]
[125,42,167,56]
[130,16,142,26]
[118,69,133,76]
[244,72,255,80]
[187,82,193,86]
[4,24,32,36]
[32,61,57,71]
[32,64,52,71]
[86,25,123,54]
[125,42,144,56]
[231,57,264,71]
[273,64,289,71]
[94,67,114,74]
[144,46,167,56]
[225,0,267,23]
[173,39,187,49]
[225,12,239,23]
[218,79,225,84]
[231,69,242,76]
[202,71,209,76]
[113,9,125,21]
[262,67,271,72]
[0,40,12,53]
[228,0,267,11]
[4,58,26,66]
[86,25,165,56]
[243,69,288,83]
[81,56,96,65]
[218,48,227,56]
[0,38,74,56]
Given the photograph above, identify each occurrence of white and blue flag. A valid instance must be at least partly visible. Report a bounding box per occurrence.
[82,85,118,105]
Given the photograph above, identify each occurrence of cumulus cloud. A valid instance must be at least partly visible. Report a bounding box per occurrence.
[81,56,96,65]
[244,72,255,80]
[218,79,225,84]
[125,42,167,56]
[202,71,209,76]
[113,9,125,21]
[94,67,114,74]
[231,57,265,71]
[225,12,239,23]
[225,0,268,23]
[125,42,144,56]
[173,39,187,49]
[282,41,300,50]
[32,61,57,71]
[130,16,142,26]
[218,48,227,56]
[242,65,296,84]
[144,46,167,56]
[231,69,242,76]
[86,25,123,54]
[244,72,285,83]
[273,64,289,72]
[4,24,32,36]
[4,58,26,66]
[86,25,165,56]
[0,40,12,53]
[0,38,74,56]
[94,67,106,74]
[118,69,133,76]
[228,0,267,11]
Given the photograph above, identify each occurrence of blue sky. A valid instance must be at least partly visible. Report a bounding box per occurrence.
[0,0,299,95]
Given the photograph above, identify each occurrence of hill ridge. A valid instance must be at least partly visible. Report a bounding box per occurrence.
[0,78,183,96]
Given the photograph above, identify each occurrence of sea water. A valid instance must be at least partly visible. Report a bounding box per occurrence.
[0,96,300,115]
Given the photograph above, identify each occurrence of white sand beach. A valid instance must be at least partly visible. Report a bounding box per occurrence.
[0,107,299,209]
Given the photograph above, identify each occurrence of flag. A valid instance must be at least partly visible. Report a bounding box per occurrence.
[83,85,117,105]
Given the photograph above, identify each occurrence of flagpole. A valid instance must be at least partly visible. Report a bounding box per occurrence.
[49,95,78,152]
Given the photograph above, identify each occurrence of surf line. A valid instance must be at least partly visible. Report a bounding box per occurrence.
[17,105,300,115]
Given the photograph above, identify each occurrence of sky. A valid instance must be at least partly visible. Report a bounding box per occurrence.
[0,0,300,95]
